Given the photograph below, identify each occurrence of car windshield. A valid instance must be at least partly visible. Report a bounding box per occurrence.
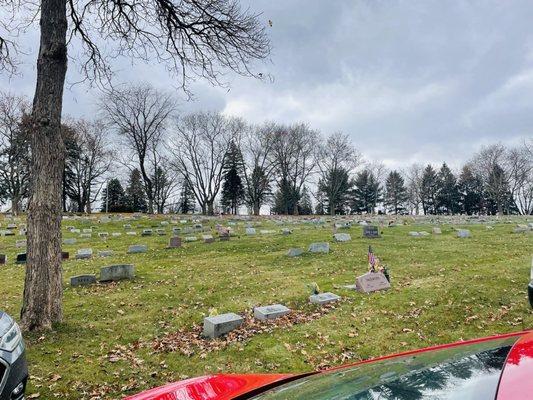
[251,336,518,400]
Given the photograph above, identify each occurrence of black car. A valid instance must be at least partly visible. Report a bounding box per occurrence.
[0,311,27,400]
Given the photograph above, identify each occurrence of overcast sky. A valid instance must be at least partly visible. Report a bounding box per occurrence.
[2,0,532,169]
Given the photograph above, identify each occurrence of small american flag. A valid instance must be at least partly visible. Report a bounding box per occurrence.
[368,245,376,268]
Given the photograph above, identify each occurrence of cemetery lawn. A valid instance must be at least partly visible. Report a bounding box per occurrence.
[0,217,532,399]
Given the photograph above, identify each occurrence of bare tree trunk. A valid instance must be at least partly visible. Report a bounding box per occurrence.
[21,0,67,331]
[253,203,260,215]
[207,200,214,215]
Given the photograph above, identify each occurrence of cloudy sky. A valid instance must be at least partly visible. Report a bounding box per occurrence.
[2,0,532,169]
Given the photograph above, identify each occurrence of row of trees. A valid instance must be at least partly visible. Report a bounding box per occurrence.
[1,89,532,217]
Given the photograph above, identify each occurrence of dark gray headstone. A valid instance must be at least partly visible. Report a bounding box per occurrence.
[61,251,69,260]
[308,242,330,253]
[363,225,380,238]
[16,253,26,264]
[71,274,97,287]
[168,236,182,248]
[127,244,147,253]
[0,254,6,264]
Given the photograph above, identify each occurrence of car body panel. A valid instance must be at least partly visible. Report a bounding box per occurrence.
[496,331,533,400]
[126,330,532,400]
[124,374,293,400]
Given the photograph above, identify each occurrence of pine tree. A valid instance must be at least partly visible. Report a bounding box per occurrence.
[298,186,313,215]
[350,169,381,214]
[436,163,459,214]
[221,140,245,214]
[317,167,352,215]
[178,179,196,214]
[420,165,438,214]
[457,165,484,215]
[384,170,408,214]
[101,179,127,212]
[125,169,147,213]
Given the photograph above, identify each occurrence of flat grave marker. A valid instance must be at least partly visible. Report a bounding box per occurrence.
[203,313,244,339]
[100,264,135,282]
[254,304,290,321]
[308,242,330,254]
[127,244,147,254]
[309,292,340,305]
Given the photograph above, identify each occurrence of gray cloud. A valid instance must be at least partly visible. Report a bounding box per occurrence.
[1,0,532,169]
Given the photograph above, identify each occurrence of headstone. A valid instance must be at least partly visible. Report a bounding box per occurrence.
[203,313,244,339]
[0,254,6,265]
[287,248,304,257]
[127,244,147,253]
[282,228,292,235]
[156,229,166,236]
[457,229,471,238]
[15,239,27,248]
[16,253,26,264]
[98,250,114,258]
[409,231,421,237]
[254,304,291,321]
[76,248,93,259]
[202,234,215,243]
[309,292,340,305]
[418,231,430,236]
[111,232,122,237]
[126,231,137,236]
[355,272,391,293]
[99,264,135,282]
[70,274,97,287]
[61,251,69,260]
[432,227,442,234]
[6,223,17,230]
[308,242,330,253]
[79,233,92,238]
[70,228,81,234]
[363,225,380,238]
[246,227,256,235]
[219,232,230,241]
[82,228,93,233]
[63,238,77,245]
[98,232,109,238]
[333,233,351,242]
[168,236,182,248]
[123,224,132,229]
[141,229,153,236]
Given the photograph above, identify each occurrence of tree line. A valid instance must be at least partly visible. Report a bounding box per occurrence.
[2,88,531,217]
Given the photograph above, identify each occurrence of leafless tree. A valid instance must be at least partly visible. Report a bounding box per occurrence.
[150,150,180,213]
[270,123,319,215]
[240,122,277,215]
[0,92,31,215]
[506,145,533,215]
[316,132,359,215]
[404,163,424,215]
[0,0,270,330]
[100,84,176,214]
[63,118,113,213]
[170,111,238,215]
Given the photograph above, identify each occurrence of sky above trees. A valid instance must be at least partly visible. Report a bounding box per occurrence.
[1,0,532,168]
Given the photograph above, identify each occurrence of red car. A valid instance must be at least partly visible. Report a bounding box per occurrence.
[126,330,533,400]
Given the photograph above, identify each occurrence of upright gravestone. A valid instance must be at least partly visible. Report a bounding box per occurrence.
[287,248,304,257]
[0,254,6,265]
[203,313,244,339]
[168,236,182,248]
[246,227,256,235]
[98,250,114,258]
[355,272,391,293]
[61,251,70,260]
[16,253,26,264]
[457,229,471,238]
[76,248,93,259]
[202,234,215,243]
[432,227,442,235]
[219,232,230,241]
[363,225,380,238]
[99,264,135,282]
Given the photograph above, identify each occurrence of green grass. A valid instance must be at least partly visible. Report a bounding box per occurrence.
[0,215,532,399]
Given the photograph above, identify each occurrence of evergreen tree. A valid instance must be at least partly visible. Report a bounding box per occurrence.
[101,179,127,212]
[420,165,438,214]
[298,186,313,215]
[317,167,353,215]
[178,179,196,214]
[221,140,245,214]
[350,169,381,214]
[125,168,148,213]
[457,165,484,215]
[436,163,460,214]
[384,170,408,214]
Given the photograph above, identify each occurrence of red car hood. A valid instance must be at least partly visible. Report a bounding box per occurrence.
[126,330,533,400]
[124,374,294,400]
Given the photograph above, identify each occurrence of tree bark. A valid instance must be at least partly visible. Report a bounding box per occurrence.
[21,0,68,331]
[253,203,260,216]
